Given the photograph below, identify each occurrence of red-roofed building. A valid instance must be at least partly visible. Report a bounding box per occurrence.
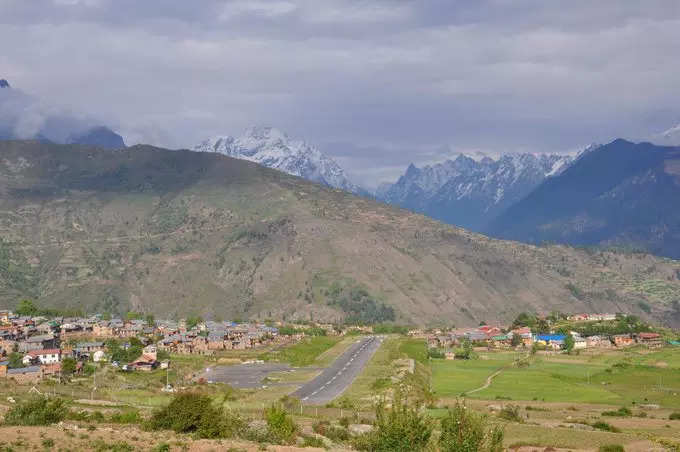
[636,332,662,348]
[25,348,61,365]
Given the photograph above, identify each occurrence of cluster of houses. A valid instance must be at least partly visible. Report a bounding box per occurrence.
[417,320,666,358]
[0,309,289,385]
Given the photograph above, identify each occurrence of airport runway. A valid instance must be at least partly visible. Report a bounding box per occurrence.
[291,335,382,405]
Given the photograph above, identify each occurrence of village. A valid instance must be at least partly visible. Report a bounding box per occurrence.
[1,304,673,388]
[413,312,669,358]
[0,307,321,385]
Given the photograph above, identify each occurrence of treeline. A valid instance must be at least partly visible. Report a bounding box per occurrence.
[14,299,84,318]
[511,311,655,336]
[326,284,395,324]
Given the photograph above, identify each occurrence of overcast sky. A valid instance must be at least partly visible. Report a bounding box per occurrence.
[1,0,680,186]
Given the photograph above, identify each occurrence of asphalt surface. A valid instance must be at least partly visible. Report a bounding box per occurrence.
[200,362,292,388]
[291,336,383,405]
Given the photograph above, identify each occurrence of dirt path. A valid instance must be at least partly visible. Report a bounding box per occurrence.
[466,354,530,394]
[466,368,503,394]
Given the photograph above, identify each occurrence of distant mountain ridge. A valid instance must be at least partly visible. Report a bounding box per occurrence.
[488,139,680,258]
[377,151,574,230]
[194,127,361,194]
[1,140,679,326]
[0,78,125,149]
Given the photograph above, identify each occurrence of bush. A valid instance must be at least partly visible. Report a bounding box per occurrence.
[601,407,632,417]
[264,404,298,444]
[4,397,67,426]
[598,445,625,452]
[439,401,504,452]
[353,391,433,451]
[498,405,523,423]
[669,412,680,420]
[301,435,325,448]
[147,393,242,439]
[109,409,140,424]
[313,420,350,442]
[591,421,621,433]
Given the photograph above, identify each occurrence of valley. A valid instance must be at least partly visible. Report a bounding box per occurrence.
[1,141,680,326]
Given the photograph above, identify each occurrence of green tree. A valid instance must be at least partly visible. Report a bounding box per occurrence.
[439,401,503,452]
[563,334,575,354]
[145,313,155,327]
[148,393,242,439]
[15,299,39,316]
[264,404,298,445]
[354,390,433,451]
[126,311,143,321]
[8,352,25,369]
[186,315,203,330]
[510,333,522,347]
[61,357,77,377]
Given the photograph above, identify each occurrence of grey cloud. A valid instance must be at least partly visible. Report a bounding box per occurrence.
[1,0,679,184]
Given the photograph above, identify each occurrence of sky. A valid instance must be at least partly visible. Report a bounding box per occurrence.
[1,0,680,187]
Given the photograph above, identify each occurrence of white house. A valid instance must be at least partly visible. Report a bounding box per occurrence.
[24,348,61,365]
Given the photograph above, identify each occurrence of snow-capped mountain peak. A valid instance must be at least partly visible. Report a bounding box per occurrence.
[378,150,575,230]
[193,127,360,193]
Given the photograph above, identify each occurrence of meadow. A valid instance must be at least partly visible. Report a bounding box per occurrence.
[432,348,680,408]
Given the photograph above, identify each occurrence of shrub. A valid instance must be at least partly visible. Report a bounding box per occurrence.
[354,391,433,452]
[109,409,140,424]
[264,404,298,445]
[301,435,325,448]
[4,397,67,426]
[439,401,504,452]
[313,420,350,443]
[498,405,523,423]
[669,412,680,420]
[598,445,625,452]
[601,407,632,417]
[591,421,621,433]
[147,393,242,439]
[371,377,392,391]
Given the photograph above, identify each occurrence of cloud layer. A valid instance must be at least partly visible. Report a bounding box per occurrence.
[1,0,679,186]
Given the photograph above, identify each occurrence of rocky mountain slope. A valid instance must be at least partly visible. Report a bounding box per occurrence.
[378,152,574,230]
[0,140,679,326]
[194,127,361,194]
[487,139,680,259]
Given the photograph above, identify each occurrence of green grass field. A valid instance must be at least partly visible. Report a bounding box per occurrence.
[432,348,680,408]
[261,336,343,367]
[399,338,428,364]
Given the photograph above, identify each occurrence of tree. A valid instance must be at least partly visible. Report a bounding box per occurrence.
[145,313,155,327]
[126,311,143,321]
[8,352,25,369]
[439,401,504,452]
[15,299,39,316]
[354,389,433,451]
[186,315,203,330]
[510,333,522,347]
[61,357,77,377]
[563,334,575,354]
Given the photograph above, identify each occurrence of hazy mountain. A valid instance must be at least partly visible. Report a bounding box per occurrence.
[488,139,680,258]
[67,126,126,149]
[194,126,361,194]
[0,78,125,149]
[378,152,574,230]
[1,140,678,326]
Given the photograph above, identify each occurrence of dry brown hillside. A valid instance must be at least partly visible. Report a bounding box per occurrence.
[0,140,679,326]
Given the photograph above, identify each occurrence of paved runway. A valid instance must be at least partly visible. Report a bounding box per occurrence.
[291,336,382,405]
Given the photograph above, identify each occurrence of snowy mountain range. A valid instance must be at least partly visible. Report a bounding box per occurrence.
[376,151,576,230]
[193,127,361,193]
